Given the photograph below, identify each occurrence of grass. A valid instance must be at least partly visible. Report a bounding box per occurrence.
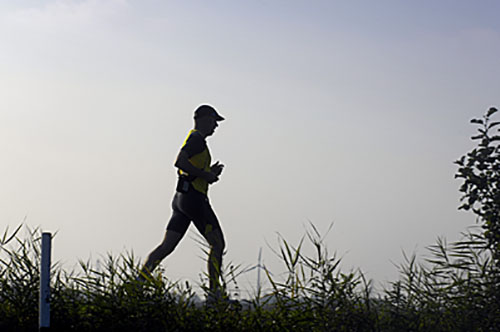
[0,223,498,332]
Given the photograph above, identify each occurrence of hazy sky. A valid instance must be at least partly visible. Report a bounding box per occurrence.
[1,0,500,295]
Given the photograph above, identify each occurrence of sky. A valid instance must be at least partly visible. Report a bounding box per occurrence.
[1,0,500,296]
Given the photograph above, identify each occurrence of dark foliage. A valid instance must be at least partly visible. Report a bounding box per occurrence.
[455,107,500,267]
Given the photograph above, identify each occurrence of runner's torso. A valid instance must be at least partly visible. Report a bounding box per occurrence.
[178,129,211,195]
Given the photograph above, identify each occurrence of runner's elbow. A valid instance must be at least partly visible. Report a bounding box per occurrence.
[174,159,182,169]
[174,151,188,169]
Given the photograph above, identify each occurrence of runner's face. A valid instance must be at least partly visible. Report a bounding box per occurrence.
[207,117,218,136]
[199,116,218,136]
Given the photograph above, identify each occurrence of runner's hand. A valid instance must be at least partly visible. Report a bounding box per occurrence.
[211,161,224,176]
[203,171,219,184]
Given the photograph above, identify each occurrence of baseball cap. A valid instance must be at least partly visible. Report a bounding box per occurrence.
[194,105,225,121]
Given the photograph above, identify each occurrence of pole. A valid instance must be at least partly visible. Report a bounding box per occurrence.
[39,232,51,331]
[257,248,262,295]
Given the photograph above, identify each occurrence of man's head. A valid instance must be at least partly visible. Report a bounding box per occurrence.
[194,105,224,137]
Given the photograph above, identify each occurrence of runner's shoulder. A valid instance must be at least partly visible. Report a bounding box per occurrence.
[182,130,206,156]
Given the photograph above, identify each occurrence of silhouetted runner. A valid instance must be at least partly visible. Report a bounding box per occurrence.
[140,105,226,296]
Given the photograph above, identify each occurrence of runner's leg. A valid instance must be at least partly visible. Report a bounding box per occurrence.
[178,190,225,292]
[191,201,225,292]
[203,227,225,292]
[139,197,191,280]
[140,229,183,278]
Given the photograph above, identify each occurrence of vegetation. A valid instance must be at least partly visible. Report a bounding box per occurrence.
[455,107,500,267]
[1,108,499,331]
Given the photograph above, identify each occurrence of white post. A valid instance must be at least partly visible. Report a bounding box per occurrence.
[257,248,262,295]
[39,232,51,331]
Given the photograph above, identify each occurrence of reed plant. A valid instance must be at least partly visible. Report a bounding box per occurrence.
[381,227,498,331]
[0,221,498,331]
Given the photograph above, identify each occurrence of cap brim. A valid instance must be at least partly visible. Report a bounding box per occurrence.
[215,114,225,121]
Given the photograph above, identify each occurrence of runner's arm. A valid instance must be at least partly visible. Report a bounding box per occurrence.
[175,151,218,183]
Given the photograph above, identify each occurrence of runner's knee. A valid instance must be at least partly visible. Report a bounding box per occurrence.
[156,231,182,258]
[209,235,225,254]
[158,243,175,258]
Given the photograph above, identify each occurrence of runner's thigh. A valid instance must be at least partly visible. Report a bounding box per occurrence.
[193,202,224,247]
